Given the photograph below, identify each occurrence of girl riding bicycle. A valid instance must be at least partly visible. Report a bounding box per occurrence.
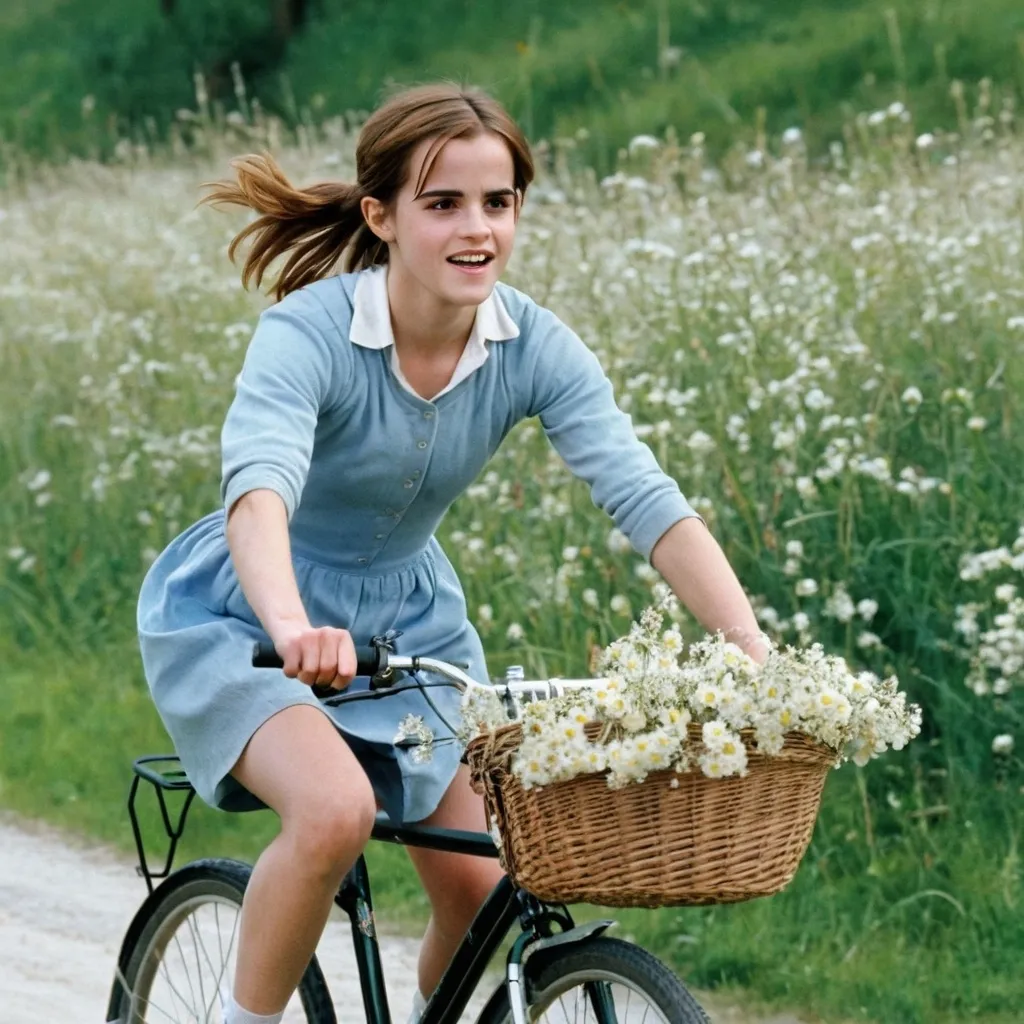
[136,81,767,1024]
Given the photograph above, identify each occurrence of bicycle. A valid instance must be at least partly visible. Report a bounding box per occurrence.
[107,634,711,1024]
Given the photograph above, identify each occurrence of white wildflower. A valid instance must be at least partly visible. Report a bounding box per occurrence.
[607,528,632,555]
[24,470,51,492]
[901,386,923,409]
[824,585,855,623]
[393,714,435,764]
[687,430,716,454]
[857,631,883,650]
[992,734,1014,756]
[628,134,660,154]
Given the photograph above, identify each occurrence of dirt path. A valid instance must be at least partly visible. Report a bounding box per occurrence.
[0,813,803,1023]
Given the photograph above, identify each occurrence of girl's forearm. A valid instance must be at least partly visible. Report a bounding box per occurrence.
[650,517,767,660]
[226,489,310,641]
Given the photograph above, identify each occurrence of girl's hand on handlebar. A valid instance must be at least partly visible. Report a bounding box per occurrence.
[272,623,358,690]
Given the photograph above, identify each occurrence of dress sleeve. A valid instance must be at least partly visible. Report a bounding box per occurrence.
[526,308,702,562]
[220,297,341,520]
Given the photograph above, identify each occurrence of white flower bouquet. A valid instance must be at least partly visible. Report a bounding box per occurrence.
[462,608,921,791]
[461,608,922,908]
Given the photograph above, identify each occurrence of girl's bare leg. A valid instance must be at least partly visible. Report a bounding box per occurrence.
[229,704,377,1013]
[405,765,505,998]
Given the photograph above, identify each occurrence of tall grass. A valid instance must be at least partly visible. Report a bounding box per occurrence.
[1,94,1022,1021]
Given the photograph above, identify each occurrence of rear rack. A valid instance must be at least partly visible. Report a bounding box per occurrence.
[127,750,503,895]
[129,754,196,894]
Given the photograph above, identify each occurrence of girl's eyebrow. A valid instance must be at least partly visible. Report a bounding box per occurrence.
[415,188,517,200]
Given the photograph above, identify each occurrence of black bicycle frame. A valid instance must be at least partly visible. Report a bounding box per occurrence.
[127,755,586,1024]
[349,813,592,1024]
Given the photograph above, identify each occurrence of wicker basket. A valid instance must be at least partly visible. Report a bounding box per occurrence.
[465,721,837,908]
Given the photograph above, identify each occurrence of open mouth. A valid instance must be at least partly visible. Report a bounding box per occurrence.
[447,255,494,269]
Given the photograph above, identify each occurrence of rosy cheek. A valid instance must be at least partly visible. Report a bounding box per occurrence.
[424,218,454,240]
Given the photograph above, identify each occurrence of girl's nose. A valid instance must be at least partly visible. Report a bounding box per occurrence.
[461,205,489,237]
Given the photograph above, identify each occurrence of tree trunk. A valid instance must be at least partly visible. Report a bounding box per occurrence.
[271,0,310,38]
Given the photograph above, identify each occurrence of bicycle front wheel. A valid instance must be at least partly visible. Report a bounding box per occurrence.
[107,858,335,1023]
[476,936,709,1024]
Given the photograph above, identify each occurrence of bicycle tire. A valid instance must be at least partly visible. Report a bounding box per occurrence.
[474,935,709,1024]
[106,857,336,1023]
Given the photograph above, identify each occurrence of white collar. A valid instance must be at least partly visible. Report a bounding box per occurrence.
[349,263,520,352]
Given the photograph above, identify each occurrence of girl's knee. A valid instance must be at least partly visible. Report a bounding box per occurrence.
[282,775,377,879]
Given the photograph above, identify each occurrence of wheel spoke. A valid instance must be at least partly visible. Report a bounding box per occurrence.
[170,931,201,1013]
[209,903,239,1020]
[214,902,225,983]
[191,903,232,1021]
[129,894,246,1023]
[184,910,210,1017]
[132,986,189,1024]
[561,991,577,1024]
[154,949,197,1020]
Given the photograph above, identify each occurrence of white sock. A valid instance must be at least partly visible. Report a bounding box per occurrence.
[407,988,427,1024]
[225,994,285,1024]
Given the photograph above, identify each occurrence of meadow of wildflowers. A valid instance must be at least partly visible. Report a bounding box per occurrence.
[1,98,1022,1020]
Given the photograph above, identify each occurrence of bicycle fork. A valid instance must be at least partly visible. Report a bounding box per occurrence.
[505,919,617,1024]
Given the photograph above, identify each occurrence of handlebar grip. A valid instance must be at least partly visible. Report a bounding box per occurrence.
[251,642,381,678]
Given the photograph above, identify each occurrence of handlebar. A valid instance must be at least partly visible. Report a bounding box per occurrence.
[251,640,606,707]
[252,641,382,678]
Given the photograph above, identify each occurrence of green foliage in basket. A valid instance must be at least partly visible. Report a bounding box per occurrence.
[461,608,922,789]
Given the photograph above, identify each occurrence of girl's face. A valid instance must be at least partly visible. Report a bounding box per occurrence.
[368,132,520,309]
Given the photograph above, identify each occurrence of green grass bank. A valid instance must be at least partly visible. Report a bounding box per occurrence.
[2,0,1024,170]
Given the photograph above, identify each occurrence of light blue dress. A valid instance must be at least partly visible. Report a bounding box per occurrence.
[137,268,700,823]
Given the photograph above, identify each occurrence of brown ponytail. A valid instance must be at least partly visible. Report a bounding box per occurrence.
[200,154,383,301]
[201,82,535,302]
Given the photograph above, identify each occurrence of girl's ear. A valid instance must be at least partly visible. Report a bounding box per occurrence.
[360,196,395,243]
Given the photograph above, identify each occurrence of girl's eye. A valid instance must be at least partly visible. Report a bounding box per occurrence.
[429,197,511,211]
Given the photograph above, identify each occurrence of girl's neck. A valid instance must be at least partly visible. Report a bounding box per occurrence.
[385,262,477,358]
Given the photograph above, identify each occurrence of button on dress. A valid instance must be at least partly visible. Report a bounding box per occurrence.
[137,267,700,823]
